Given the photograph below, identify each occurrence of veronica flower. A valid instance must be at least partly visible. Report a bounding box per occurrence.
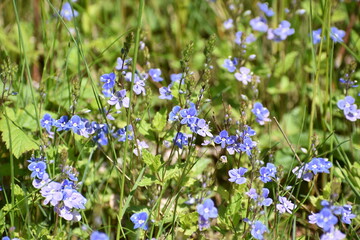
[115,57,131,71]
[309,208,338,232]
[257,2,274,17]
[276,196,296,214]
[239,137,257,156]
[330,27,345,43]
[32,173,50,189]
[28,161,47,179]
[40,114,54,133]
[90,231,109,240]
[250,17,268,32]
[251,221,268,240]
[149,68,163,82]
[130,212,149,230]
[320,227,345,240]
[223,58,238,73]
[63,189,87,209]
[40,181,64,206]
[214,130,230,148]
[159,86,173,100]
[60,2,78,21]
[173,132,188,149]
[197,199,218,220]
[292,164,314,182]
[133,140,149,156]
[268,20,295,41]
[196,119,213,137]
[133,78,146,95]
[54,116,70,131]
[312,28,322,44]
[100,73,116,90]
[169,106,181,121]
[228,167,247,184]
[170,73,184,84]
[179,107,197,124]
[259,163,277,183]
[307,158,332,174]
[235,67,252,85]
[108,89,130,109]
[198,215,210,230]
[223,19,233,29]
[252,102,271,125]
[67,115,85,133]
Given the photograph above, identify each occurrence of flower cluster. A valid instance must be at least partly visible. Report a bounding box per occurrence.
[267,21,295,42]
[309,200,356,239]
[337,96,360,122]
[246,188,273,207]
[196,199,218,230]
[312,27,346,44]
[28,156,86,221]
[292,158,332,182]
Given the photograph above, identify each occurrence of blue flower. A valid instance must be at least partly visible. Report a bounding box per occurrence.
[292,164,314,182]
[309,208,338,232]
[54,116,70,131]
[312,28,322,44]
[196,119,213,137]
[223,19,233,29]
[63,189,87,209]
[32,173,50,189]
[250,17,268,32]
[115,125,133,142]
[28,161,47,179]
[214,130,230,148]
[198,215,210,231]
[239,137,257,156]
[258,188,273,207]
[251,221,268,240]
[149,68,163,82]
[56,205,81,221]
[169,106,181,121]
[257,2,274,17]
[197,199,218,220]
[115,57,131,71]
[130,212,149,230]
[67,115,85,133]
[235,67,252,85]
[276,196,296,214]
[307,158,332,174]
[100,73,116,90]
[40,114,54,133]
[339,78,358,88]
[330,27,345,43]
[173,132,188,149]
[223,58,238,73]
[179,107,198,124]
[60,2,78,21]
[228,167,247,184]
[159,86,173,100]
[90,231,109,240]
[339,205,356,224]
[170,73,184,84]
[337,96,359,121]
[320,227,345,240]
[40,181,64,206]
[252,102,271,125]
[133,78,146,95]
[259,163,277,183]
[108,89,130,109]
[268,20,295,41]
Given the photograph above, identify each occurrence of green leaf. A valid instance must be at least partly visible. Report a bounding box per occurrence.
[274,51,299,77]
[142,149,161,172]
[152,108,167,133]
[0,114,39,158]
[138,175,161,187]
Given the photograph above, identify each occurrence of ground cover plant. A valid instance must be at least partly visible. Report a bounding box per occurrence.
[0,0,360,239]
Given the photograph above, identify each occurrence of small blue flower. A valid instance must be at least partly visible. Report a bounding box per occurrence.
[251,221,268,240]
[228,167,247,184]
[54,116,70,131]
[250,17,268,32]
[223,58,238,73]
[90,231,109,240]
[214,130,230,148]
[330,27,345,43]
[276,196,296,214]
[198,215,210,230]
[100,73,116,90]
[173,132,189,149]
[307,158,332,174]
[312,28,322,44]
[268,20,295,41]
[170,73,184,84]
[235,67,252,85]
[115,57,131,71]
[223,19,233,29]
[63,189,87,209]
[108,89,130,109]
[28,161,47,179]
[60,2,79,21]
[40,181,64,206]
[159,86,173,100]
[179,107,198,124]
[197,199,218,220]
[149,68,163,82]
[239,137,257,156]
[169,106,181,121]
[320,227,346,240]
[67,115,85,133]
[259,163,277,183]
[292,164,314,182]
[257,2,274,17]
[309,208,338,232]
[133,78,146,95]
[339,205,356,224]
[252,102,271,125]
[196,119,213,137]
[40,114,54,133]
[130,212,149,230]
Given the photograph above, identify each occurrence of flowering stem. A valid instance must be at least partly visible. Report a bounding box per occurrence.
[117,0,144,239]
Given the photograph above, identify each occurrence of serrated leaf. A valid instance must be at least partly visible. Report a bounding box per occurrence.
[142,149,161,172]
[0,115,39,158]
[152,108,167,133]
